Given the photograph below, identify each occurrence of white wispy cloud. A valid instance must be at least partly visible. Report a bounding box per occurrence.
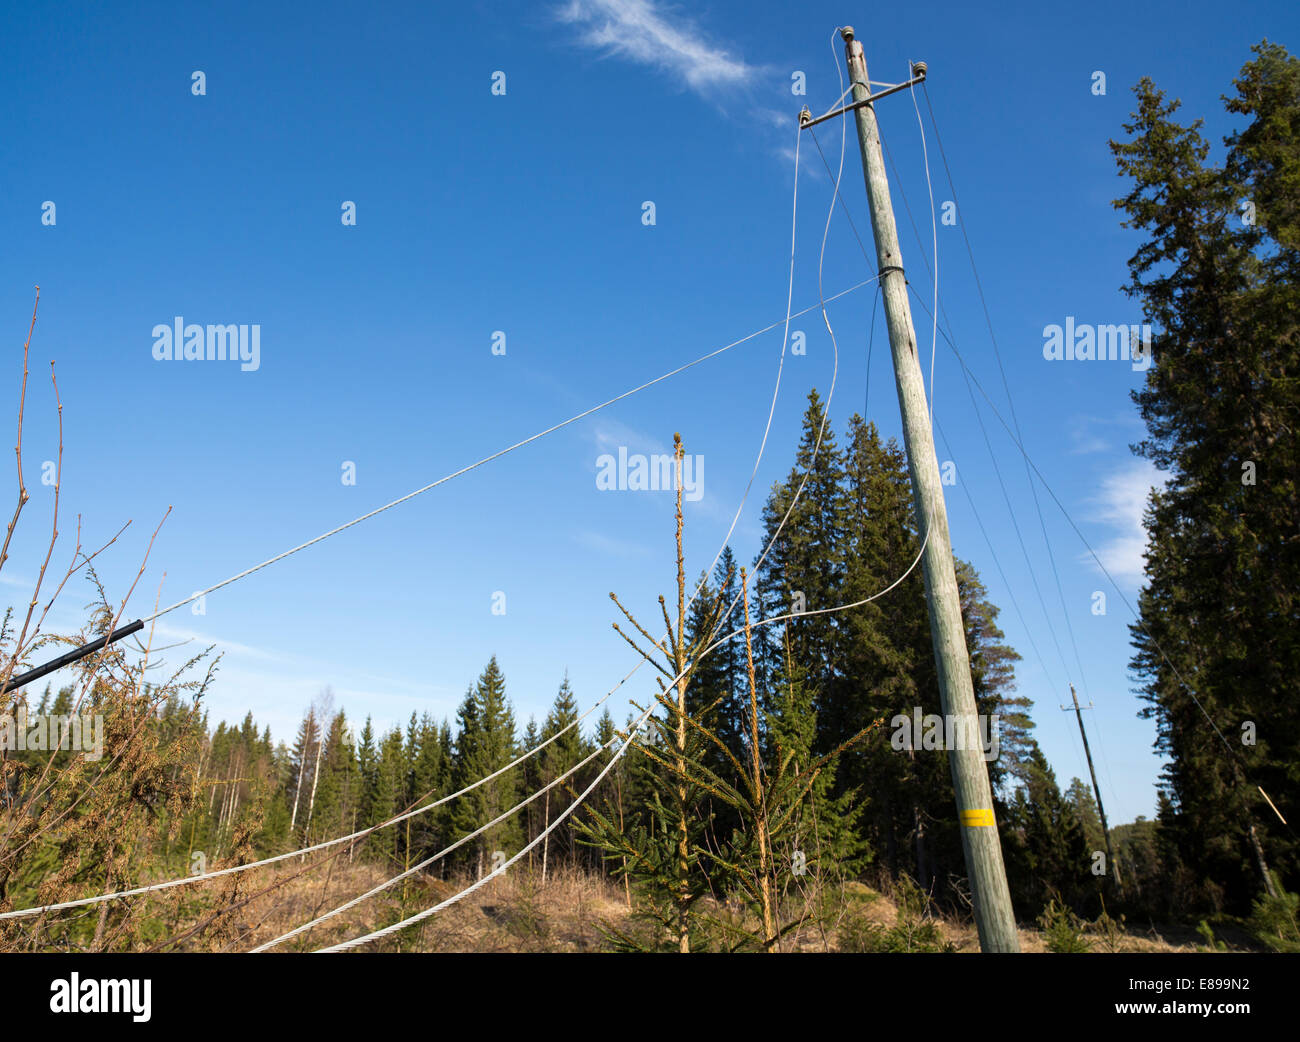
[1084,459,1163,584]
[177,659,460,742]
[753,106,791,130]
[574,529,651,557]
[556,0,757,93]
[1067,412,1142,456]
[590,419,669,459]
[588,420,735,523]
[149,623,284,662]
[775,141,837,182]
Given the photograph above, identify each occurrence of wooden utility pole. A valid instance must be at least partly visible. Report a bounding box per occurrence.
[1063,684,1124,894]
[830,25,1020,951]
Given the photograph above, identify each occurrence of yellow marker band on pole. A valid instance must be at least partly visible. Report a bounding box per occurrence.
[960,808,995,828]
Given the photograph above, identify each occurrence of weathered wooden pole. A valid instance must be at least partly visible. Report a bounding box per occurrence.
[838,25,1020,952]
[1066,684,1124,895]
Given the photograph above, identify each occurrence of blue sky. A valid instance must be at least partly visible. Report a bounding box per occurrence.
[2,0,1294,824]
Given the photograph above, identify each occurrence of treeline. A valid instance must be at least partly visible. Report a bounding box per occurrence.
[5,387,1289,947]
[3,43,1294,954]
[0,404,1112,945]
[9,402,1126,935]
[104,666,629,883]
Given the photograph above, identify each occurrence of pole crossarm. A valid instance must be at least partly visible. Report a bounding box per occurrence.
[798,62,928,131]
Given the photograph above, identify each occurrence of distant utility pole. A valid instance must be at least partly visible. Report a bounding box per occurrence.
[1062,684,1124,895]
[802,25,1020,952]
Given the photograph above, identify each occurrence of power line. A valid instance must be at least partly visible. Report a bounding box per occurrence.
[934,419,1063,700]
[878,119,1077,698]
[314,519,937,952]
[7,59,949,942]
[847,87,1284,831]
[920,82,1094,706]
[919,282,1288,827]
[872,113,1128,825]
[253,735,619,951]
[0,116,876,926]
[814,99,1077,706]
[884,192,1131,820]
[312,73,950,950]
[141,282,873,627]
[261,102,871,951]
[706,49,943,653]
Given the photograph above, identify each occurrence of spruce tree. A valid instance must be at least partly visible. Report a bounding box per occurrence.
[308,711,357,843]
[1004,747,1094,917]
[356,717,378,835]
[1112,44,1299,911]
[683,555,745,842]
[519,715,542,863]
[576,435,732,951]
[540,674,585,873]
[367,728,405,864]
[835,415,930,877]
[1065,778,1105,857]
[409,712,449,864]
[449,657,521,875]
[753,391,847,703]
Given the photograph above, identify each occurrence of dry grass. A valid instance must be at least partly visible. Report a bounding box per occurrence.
[163,862,633,953]
[136,864,1218,953]
[833,880,1201,953]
